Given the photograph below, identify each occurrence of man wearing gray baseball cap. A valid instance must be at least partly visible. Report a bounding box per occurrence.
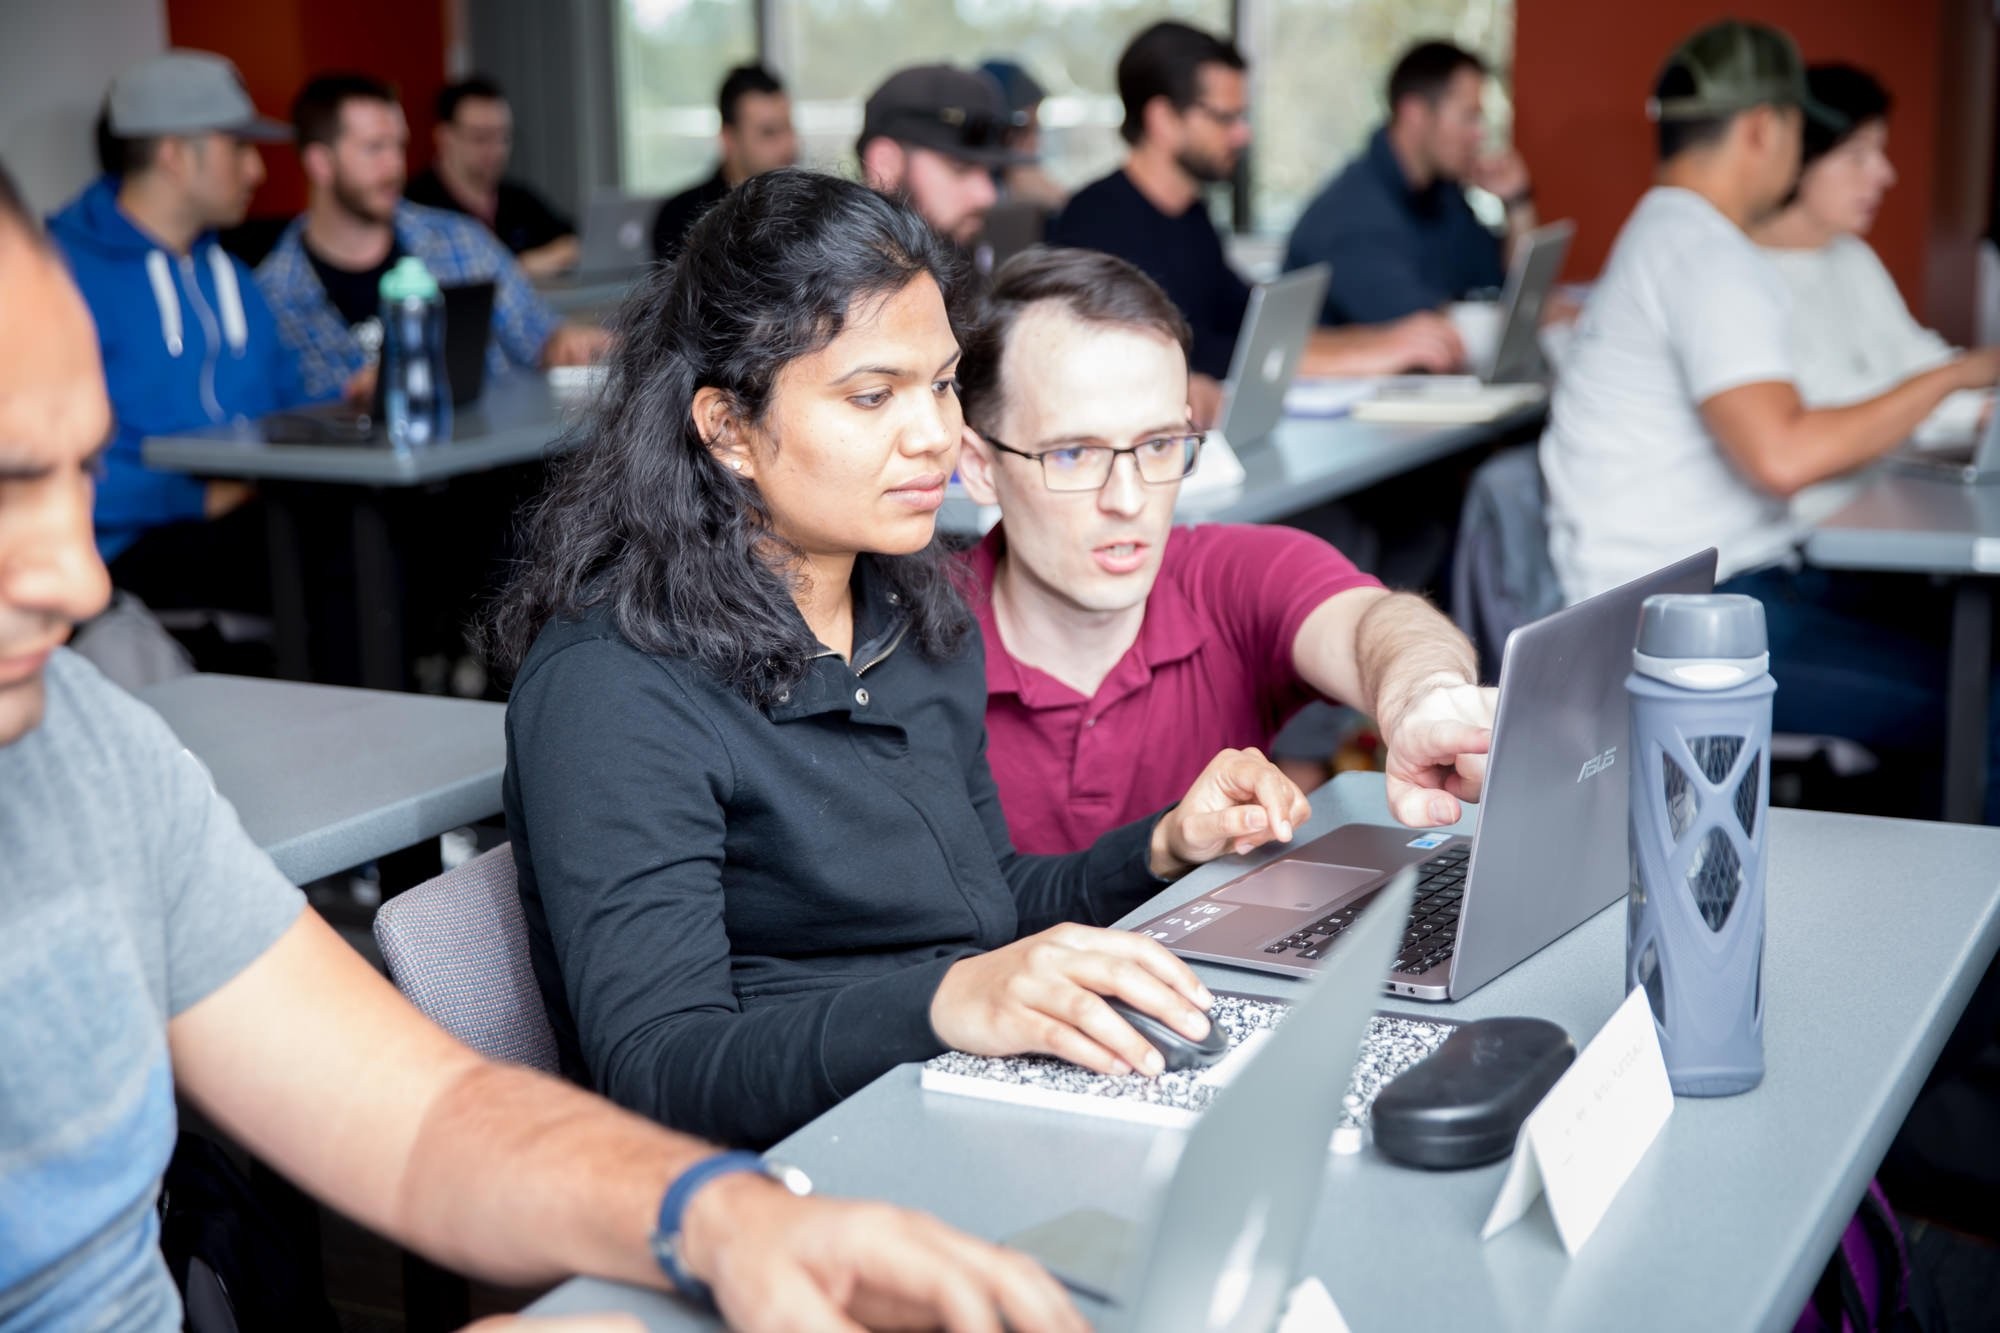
[48,51,315,654]
[857,64,1029,249]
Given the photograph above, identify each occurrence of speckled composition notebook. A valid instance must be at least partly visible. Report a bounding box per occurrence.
[919,992,1457,1153]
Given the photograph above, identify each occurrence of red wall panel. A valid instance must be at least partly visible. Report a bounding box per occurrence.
[163,0,447,218]
[1512,0,1952,319]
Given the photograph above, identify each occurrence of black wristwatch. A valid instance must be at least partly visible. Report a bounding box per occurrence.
[651,1151,813,1308]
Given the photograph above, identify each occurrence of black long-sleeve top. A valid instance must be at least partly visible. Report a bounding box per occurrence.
[503,567,1169,1148]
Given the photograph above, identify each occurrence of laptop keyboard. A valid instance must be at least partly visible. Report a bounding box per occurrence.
[1260,845,1469,976]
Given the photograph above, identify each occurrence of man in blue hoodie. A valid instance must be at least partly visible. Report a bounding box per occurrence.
[49,50,315,615]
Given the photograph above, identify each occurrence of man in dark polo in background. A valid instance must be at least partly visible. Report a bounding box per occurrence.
[857,63,1029,259]
[405,76,579,279]
[651,65,799,265]
[1050,22,1464,429]
[1284,41,1539,327]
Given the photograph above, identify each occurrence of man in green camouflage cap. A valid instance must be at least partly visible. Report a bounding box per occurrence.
[1541,18,2000,821]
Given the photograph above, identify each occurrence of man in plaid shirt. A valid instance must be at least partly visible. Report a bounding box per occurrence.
[257,74,607,402]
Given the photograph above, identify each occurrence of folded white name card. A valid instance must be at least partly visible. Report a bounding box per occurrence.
[1481,985,1674,1254]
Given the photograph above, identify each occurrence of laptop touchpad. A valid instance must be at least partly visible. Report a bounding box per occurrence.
[1211,861,1379,912]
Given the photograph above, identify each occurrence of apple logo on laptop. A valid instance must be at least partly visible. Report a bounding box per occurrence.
[1262,347,1288,382]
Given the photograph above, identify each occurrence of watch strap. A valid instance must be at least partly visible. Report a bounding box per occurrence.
[652,1150,768,1308]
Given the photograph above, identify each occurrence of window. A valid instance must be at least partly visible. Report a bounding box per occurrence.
[770,0,1229,188]
[613,0,1517,234]
[617,0,759,194]
[1244,0,1515,233]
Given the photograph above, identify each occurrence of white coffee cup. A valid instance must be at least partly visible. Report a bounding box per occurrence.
[1447,300,1504,375]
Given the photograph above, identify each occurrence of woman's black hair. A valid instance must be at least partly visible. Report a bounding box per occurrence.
[484,168,974,706]
[1801,64,1892,171]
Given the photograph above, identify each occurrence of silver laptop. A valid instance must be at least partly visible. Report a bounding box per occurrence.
[1213,263,1331,448]
[1012,871,1415,1329]
[572,189,660,277]
[1895,394,2000,484]
[1482,219,1575,384]
[975,199,1052,272]
[1132,548,1717,1002]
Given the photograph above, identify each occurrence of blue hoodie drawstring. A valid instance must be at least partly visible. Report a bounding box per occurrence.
[206,245,248,356]
[143,250,183,358]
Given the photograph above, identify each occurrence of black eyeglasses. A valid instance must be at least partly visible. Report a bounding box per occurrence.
[986,433,1205,492]
[1190,101,1251,129]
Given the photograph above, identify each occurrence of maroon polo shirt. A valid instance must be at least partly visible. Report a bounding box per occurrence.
[971,522,1379,855]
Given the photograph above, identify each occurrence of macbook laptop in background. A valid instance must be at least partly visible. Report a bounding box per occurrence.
[1010,870,1416,1328]
[1348,220,1573,424]
[1895,393,2000,484]
[1214,262,1331,448]
[976,199,1053,272]
[1131,548,1717,1002]
[570,190,660,277]
[1483,219,1575,385]
[1183,263,1330,496]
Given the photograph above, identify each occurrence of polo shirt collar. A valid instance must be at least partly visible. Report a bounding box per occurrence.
[974,523,1210,711]
[765,557,911,722]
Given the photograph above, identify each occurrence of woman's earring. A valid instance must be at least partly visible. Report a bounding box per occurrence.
[729,460,743,471]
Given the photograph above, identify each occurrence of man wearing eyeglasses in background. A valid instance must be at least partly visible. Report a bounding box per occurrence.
[954,247,1498,855]
[1048,21,1466,429]
[857,64,1027,254]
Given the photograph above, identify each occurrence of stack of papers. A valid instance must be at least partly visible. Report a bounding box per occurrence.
[1348,377,1547,424]
[1283,377,1385,419]
[1283,375,1548,424]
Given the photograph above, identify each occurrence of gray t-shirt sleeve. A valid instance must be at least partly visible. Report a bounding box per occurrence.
[155,739,306,1016]
[84,658,306,1016]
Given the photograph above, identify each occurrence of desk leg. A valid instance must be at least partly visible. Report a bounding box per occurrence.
[1942,579,1993,824]
[351,494,407,691]
[264,493,312,681]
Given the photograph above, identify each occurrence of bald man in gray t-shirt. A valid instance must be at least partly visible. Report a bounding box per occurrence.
[0,651,301,1326]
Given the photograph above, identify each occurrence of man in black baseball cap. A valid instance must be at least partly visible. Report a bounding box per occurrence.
[857,64,1028,247]
[1541,18,2000,820]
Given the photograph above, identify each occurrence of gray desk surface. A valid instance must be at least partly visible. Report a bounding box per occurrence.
[530,774,2000,1332]
[136,674,505,884]
[536,269,647,318]
[1805,472,2000,574]
[141,371,589,487]
[940,402,1544,536]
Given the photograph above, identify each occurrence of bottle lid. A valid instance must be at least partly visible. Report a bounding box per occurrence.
[1632,593,1769,690]
[378,255,440,302]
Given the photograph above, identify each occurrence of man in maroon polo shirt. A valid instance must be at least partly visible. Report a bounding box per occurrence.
[956,247,1499,855]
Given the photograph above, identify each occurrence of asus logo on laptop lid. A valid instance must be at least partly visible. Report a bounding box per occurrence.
[1577,747,1618,783]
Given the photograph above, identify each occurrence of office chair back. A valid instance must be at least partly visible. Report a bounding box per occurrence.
[373,843,560,1074]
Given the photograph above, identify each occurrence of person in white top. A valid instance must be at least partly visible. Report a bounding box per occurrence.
[1754,64,1993,523]
[1541,19,2000,822]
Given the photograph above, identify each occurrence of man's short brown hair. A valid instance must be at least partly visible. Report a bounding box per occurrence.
[958,246,1192,435]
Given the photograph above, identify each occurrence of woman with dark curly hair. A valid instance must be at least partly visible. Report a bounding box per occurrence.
[489,169,1310,1148]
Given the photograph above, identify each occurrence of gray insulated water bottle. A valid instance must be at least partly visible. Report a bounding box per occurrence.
[1626,594,1774,1096]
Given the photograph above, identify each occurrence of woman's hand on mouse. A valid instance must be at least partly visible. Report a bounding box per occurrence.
[930,924,1215,1077]
[1149,747,1313,879]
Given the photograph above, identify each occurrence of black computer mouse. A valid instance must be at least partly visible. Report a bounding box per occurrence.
[1103,997,1231,1072]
